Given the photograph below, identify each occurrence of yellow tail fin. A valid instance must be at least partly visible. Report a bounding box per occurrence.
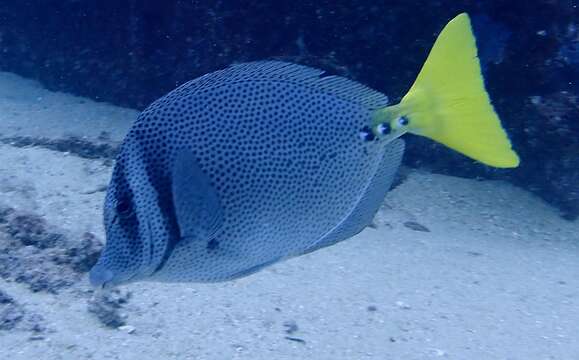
[374,13,520,168]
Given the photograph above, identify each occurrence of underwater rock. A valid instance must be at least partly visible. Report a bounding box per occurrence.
[20,313,46,334]
[0,136,118,161]
[283,320,299,335]
[0,298,24,331]
[0,289,14,304]
[0,207,104,293]
[5,213,62,249]
[13,268,73,294]
[59,232,104,273]
[87,289,132,328]
[0,289,45,333]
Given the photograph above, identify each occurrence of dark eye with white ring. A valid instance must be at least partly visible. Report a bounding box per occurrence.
[116,199,132,218]
[398,116,409,126]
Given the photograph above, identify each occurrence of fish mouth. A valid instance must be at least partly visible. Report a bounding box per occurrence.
[89,264,139,289]
[89,265,115,289]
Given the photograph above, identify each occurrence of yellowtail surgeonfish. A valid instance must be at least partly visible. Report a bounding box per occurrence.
[89,13,519,288]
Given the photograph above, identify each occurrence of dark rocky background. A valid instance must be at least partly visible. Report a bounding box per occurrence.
[0,0,576,218]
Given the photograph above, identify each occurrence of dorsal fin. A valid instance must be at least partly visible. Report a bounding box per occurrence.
[171,61,389,110]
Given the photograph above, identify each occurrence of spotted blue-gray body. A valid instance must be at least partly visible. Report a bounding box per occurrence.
[89,61,404,287]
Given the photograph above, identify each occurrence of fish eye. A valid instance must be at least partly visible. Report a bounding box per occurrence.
[397,116,410,127]
[116,199,133,218]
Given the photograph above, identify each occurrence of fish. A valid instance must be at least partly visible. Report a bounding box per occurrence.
[89,13,519,288]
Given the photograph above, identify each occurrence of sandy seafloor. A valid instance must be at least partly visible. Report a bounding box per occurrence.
[0,71,578,360]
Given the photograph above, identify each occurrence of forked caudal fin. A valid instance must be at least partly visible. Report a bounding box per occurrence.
[373,13,520,168]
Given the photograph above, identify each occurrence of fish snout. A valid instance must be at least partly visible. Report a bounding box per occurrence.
[89,265,115,289]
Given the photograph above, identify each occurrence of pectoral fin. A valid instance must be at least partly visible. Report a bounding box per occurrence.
[171,150,224,241]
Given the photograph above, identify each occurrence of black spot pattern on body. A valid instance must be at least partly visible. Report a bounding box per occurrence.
[101,62,400,283]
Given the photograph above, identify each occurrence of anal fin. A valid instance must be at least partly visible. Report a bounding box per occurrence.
[301,139,405,255]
